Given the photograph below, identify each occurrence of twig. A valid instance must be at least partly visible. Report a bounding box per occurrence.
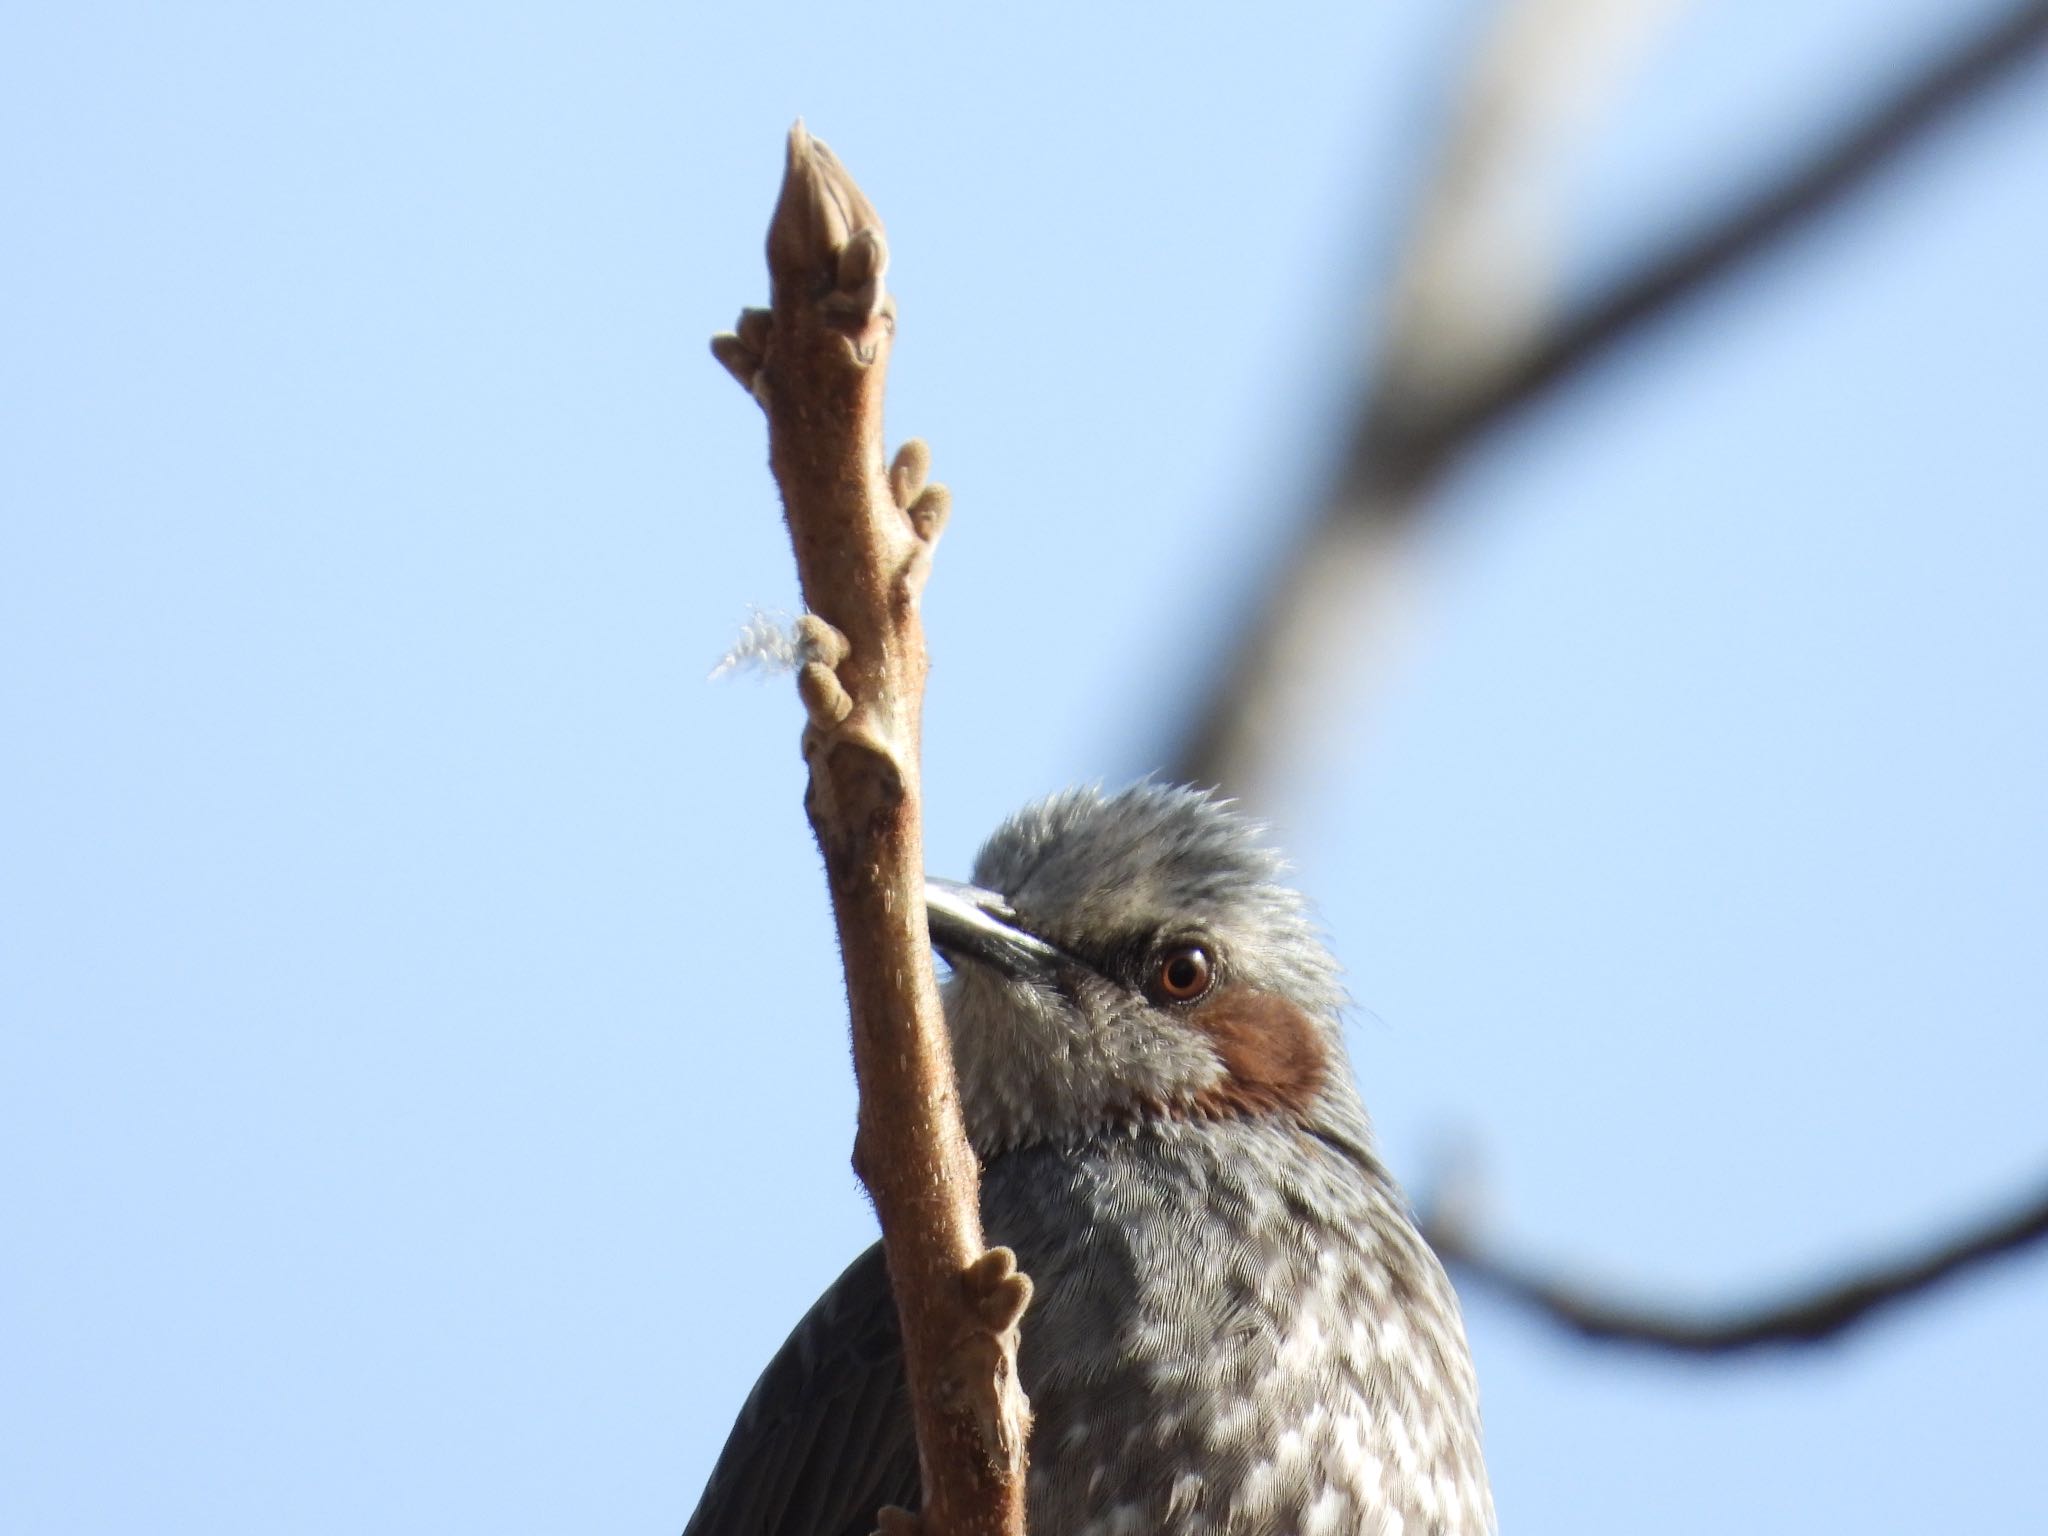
[711,126,1032,1536]
[1426,1172,2048,1352]
[1359,0,2048,500]
[1172,0,2048,795]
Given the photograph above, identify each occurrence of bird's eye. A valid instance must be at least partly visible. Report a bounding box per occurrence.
[1152,944,1214,1004]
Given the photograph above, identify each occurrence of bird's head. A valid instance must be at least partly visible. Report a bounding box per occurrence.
[927,783,1367,1158]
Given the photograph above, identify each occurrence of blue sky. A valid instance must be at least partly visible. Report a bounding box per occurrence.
[4,3,2044,1532]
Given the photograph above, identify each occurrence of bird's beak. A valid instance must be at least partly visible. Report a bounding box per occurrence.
[924,878,1066,982]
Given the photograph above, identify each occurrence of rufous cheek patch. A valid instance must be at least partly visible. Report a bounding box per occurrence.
[1184,986,1329,1120]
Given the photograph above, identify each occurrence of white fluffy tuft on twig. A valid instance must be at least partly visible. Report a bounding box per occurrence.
[708,607,806,680]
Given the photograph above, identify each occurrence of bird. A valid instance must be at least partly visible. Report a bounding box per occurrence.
[684,782,1494,1536]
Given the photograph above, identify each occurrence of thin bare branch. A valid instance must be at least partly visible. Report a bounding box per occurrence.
[711,126,1030,1536]
[1426,1171,2048,1352]
[1361,0,2048,500]
[1172,0,2048,796]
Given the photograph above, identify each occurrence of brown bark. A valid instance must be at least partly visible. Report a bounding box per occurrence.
[710,126,1031,1536]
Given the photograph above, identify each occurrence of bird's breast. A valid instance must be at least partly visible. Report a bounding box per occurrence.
[981,1122,1495,1534]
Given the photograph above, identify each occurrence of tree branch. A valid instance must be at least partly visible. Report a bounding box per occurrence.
[1172,0,2048,795]
[711,125,1031,1536]
[1426,1171,2048,1353]
[1357,0,2048,502]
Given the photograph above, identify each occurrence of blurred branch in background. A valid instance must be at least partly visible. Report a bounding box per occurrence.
[1170,0,2048,799]
[1167,0,2048,1348]
[1424,1173,2048,1352]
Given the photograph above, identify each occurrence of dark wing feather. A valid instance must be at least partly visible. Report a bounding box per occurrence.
[683,1242,918,1536]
